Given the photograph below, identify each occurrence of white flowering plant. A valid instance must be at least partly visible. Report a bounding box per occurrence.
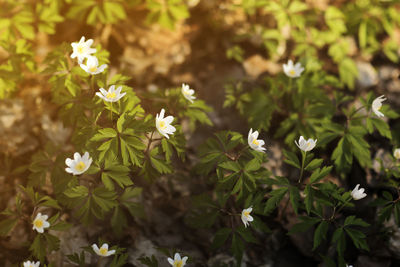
[2,1,400,267]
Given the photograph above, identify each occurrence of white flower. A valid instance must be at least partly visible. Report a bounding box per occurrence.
[181,83,196,103]
[283,59,304,78]
[167,253,188,267]
[351,184,367,200]
[372,95,386,117]
[70,36,96,64]
[96,85,126,102]
[23,261,40,267]
[295,136,317,152]
[156,108,176,139]
[32,213,50,233]
[394,148,400,160]
[248,128,266,153]
[92,243,116,257]
[65,152,92,175]
[80,56,107,75]
[241,207,253,228]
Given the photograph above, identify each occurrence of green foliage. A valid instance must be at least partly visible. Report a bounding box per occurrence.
[67,0,127,25]
[138,255,159,267]
[146,0,189,30]
[3,0,400,266]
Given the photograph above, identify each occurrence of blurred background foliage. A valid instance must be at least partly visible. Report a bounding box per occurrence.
[2,0,400,266]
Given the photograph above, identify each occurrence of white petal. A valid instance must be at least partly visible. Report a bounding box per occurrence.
[164,116,174,124]
[92,244,100,254]
[115,86,122,94]
[99,88,108,96]
[174,253,181,261]
[86,39,93,46]
[166,125,176,133]
[159,109,165,119]
[80,64,89,73]
[74,152,81,161]
[107,249,116,256]
[65,158,73,166]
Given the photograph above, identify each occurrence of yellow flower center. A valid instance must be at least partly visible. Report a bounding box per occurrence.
[77,46,84,54]
[34,219,43,228]
[174,260,183,267]
[89,66,97,73]
[376,106,381,111]
[99,247,108,256]
[252,139,259,146]
[75,161,86,172]
[159,121,166,130]
[106,92,116,99]
[289,69,296,76]
[243,211,250,217]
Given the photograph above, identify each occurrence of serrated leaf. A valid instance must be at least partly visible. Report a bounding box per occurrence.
[313,220,329,250]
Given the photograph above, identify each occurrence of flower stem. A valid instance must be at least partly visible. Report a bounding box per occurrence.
[330,196,352,220]
[110,102,113,121]
[145,131,155,154]
[288,77,293,91]
[348,105,365,120]
[91,75,95,92]
[298,151,306,184]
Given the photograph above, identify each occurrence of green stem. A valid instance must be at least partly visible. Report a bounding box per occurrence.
[110,102,113,121]
[351,114,369,121]
[288,77,293,91]
[298,151,306,183]
[91,75,95,92]
[145,131,155,154]
[348,105,365,120]
[332,196,352,219]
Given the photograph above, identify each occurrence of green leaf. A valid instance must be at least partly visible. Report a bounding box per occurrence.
[358,21,367,49]
[264,187,288,214]
[313,220,329,250]
[0,218,18,236]
[211,227,232,250]
[91,128,117,141]
[289,216,321,234]
[30,234,46,261]
[309,166,333,184]
[305,158,323,171]
[289,186,300,214]
[244,158,261,172]
[332,228,346,257]
[339,58,358,89]
[231,233,245,264]
[219,161,241,172]
[102,160,133,190]
[304,184,313,214]
[344,228,369,251]
[283,149,300,169]
[344,216,370,227]
[236,226,258,244]
[370,117,392,139]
